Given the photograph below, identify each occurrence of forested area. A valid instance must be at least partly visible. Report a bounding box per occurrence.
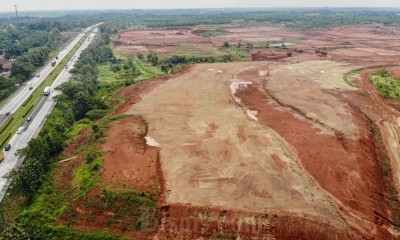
[98,9,400,30]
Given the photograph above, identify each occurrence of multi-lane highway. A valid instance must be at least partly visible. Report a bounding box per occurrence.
[0,34,83,126]
[0,27,98,200]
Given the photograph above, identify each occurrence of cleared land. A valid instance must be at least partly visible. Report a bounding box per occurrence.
[37,23,400,239]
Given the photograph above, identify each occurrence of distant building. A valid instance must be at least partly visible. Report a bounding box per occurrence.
[1,58,15,71]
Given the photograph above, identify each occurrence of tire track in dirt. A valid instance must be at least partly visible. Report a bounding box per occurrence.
[232,61,396,239]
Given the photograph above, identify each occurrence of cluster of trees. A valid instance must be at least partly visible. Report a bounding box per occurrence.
[159,54,233,73]
[11,47,50,80]
[9,32,113,197]
[0,77,17,102]
[0,24,64,58]
[97,9,400,30]
[62,33,112,121]
[9,27,64,80]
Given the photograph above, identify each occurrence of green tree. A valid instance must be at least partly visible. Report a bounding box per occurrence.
[147,52,159,66]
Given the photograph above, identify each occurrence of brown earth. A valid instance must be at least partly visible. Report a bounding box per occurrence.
[101,116,159,193]
[114,24,400,65]
[55,115,162,239]
[125,62,399,239]
[55,24,400,239]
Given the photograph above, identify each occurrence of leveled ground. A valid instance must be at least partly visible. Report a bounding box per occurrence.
[13,23,400,240]
[107,24,400,239]
[114,24,400,66]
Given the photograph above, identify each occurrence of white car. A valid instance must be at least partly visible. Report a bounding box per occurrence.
[17,127,24,134]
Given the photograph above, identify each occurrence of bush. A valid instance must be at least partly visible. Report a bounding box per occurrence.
[86,109,108,120]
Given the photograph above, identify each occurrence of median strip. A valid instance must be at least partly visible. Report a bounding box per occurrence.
[0,132,11,149]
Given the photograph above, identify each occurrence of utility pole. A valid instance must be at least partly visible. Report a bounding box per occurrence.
[14,5,19,28]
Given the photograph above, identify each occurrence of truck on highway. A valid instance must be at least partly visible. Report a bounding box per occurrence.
[44,86,51,96]
[51,61,56,67]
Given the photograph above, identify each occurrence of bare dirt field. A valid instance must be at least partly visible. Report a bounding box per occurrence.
[114,24,400,65]
[122,61,397,239]
[106,24,400,239]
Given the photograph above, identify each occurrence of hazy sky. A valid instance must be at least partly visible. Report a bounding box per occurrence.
[2,0,400,12]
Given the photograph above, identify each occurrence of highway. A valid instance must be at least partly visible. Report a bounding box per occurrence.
[0,28,98,201]
[0,24,98,127]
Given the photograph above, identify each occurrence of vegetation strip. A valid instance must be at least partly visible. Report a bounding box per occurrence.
[0,132,11,149]
[21,95,32,107]
[0,117,13,135]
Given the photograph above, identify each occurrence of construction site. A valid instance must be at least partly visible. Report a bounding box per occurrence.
[99,23,400,239]
[26,22,400,240]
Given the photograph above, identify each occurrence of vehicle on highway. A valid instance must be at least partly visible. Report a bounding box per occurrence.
[37,73,40,78]
[29,86,33,90]
[5,112,10,116]
[0,151,4,162]
[17,127,24,134]
[51,61,56,67]
[44,86,51,96]
[4,144,10,151]
[27,117,32,122]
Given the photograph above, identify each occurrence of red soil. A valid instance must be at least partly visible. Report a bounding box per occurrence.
[101,116,159,193]
[230,63,400,239]
[155,204,363,240]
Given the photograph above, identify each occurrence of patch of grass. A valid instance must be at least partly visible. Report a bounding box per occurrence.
[97,64,124,84]
[0,117,13,135]
[370,70,400,99]
[196,28,230,38]
[106,114,132,123]
[0,189,29,229]
[26,166,70,220]
[221,45,251,61]
[22,105,34,118]
[21,95,32,107]
[113,51,128,60]
[0,132,12,149]
[73,159,102,199]
[134,60,165,82]
[66,121,90,139]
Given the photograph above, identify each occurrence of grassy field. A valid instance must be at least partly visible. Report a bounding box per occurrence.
[0,33,90,149]
[222,46,251,61]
